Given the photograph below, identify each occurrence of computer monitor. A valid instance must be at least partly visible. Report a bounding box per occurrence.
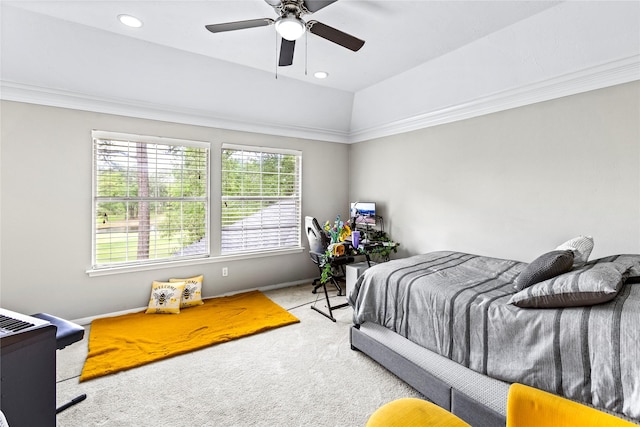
[350,202,376,227]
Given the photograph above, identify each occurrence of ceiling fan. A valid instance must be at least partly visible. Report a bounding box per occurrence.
[205,0,365,67]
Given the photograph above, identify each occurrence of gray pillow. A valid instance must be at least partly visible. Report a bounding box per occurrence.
[585,254,640,278]
[514,250,574,291]
[509,262,630,308]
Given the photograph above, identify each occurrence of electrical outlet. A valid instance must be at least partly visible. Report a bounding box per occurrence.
[222,267,228,277]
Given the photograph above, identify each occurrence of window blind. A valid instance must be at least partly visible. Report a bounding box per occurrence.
[92,131,209,268]
[221,145,301,254]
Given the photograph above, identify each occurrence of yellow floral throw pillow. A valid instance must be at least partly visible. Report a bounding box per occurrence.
[170,275,205,308]
[145,281,185,314]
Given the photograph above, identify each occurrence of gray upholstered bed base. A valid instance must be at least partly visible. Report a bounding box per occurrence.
[350,322,509,427]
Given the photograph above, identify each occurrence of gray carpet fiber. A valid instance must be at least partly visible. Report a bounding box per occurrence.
[55,283,421,426]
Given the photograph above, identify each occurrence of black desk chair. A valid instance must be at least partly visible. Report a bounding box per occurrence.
[31,313,87,414]
[305,216,329,291]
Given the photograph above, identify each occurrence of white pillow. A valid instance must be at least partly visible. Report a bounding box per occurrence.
[169,275,204,308]
[555,235,594,267]
[145,281,185,314]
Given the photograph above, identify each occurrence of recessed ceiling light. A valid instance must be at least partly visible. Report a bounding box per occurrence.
[314,71,329,79]
[118,14,143,28]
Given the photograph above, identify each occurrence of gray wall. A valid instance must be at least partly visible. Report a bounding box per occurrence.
[0,101,350,319]
[349,82,640,262]
[2,82,639,320]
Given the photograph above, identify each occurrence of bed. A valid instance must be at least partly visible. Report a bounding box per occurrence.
[348,249,640,426]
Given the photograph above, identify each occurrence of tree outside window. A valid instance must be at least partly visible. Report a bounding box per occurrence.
[92,131,209,269]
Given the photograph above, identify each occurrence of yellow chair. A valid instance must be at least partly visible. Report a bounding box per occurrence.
[367,384,637,427]
[365,398,470,427]
[507,383,636,427]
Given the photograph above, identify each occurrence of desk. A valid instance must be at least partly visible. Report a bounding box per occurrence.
[311,240,398,321]
[319,240,398,295]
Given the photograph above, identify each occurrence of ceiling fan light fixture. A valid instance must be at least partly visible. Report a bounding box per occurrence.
[275,16,306,41]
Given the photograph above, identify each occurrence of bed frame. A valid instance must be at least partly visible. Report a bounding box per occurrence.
[350,322,509,427]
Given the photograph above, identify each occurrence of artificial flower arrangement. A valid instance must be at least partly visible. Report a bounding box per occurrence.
[324,215,351,246]
[320,216,351,284]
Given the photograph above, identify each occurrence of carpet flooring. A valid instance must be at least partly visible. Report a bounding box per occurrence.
[55,284,422,426]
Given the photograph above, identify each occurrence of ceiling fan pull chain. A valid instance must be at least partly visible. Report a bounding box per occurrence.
[304,30,308,76]
[275,30,279,80]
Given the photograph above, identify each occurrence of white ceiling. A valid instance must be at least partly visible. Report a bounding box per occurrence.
[3,0,561,92]
[2,1,639,142]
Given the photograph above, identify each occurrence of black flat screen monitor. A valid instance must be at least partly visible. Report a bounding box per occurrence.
[350,202,376,227]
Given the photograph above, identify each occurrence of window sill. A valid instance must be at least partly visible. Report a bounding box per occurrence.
[86,247,305,277]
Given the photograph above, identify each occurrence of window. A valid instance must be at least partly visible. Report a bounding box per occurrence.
[92,131,209,269]
[221,144,301,254]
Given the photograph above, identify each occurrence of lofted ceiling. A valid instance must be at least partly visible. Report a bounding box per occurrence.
[1,1,639,142]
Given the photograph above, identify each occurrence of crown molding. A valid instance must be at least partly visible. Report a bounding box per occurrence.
[0,81,351,144]
[348,55,640,143]
[2,55,638,145]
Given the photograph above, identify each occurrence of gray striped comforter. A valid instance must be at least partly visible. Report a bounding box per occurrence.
[349,251,640,420]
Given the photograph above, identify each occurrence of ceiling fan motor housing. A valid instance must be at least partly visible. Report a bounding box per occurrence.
[278,1,309,18]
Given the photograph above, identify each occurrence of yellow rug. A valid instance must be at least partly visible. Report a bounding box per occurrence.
[80,290,299,381]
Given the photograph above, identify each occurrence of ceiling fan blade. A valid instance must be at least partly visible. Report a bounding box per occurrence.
[303,0,338,13]
[205,18,274,34]
[279,39,296,66]
[308,21,365,51]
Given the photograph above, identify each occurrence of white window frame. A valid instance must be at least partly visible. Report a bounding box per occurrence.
[221,143,302,255]
[90,130,210,272]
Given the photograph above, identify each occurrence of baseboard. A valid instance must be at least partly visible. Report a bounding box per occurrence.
[71,278,315,326]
